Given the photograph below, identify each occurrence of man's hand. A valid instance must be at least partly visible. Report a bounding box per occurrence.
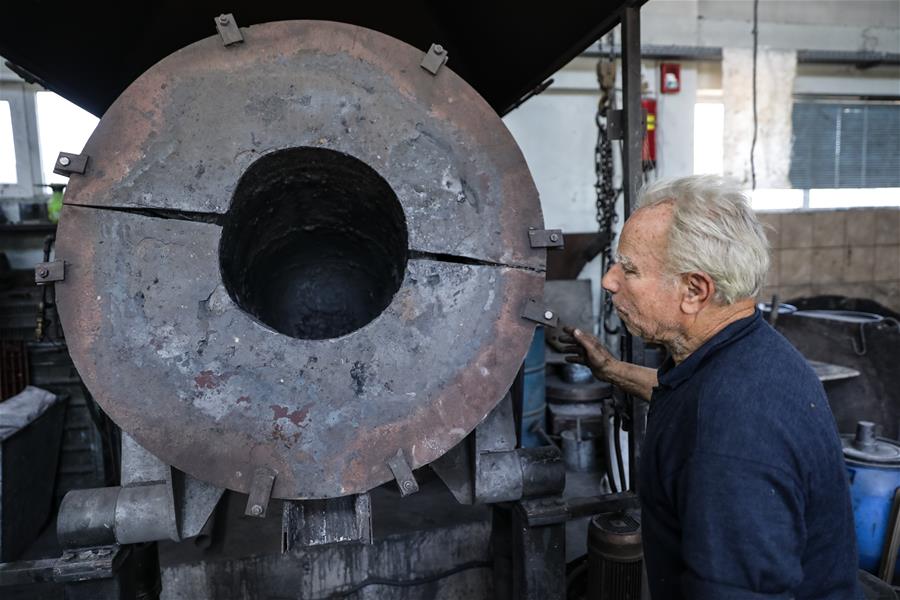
[560,326,658,402]
[560,326,617,382]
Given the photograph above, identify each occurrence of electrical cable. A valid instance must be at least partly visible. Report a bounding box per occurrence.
[750,0,760,190]
[613,411,627,491]
[595,33,622,339]
[604,405,619,494]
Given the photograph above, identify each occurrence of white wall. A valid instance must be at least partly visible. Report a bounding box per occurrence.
[641,61,697,180]
[503,89,599,234]
[642,0,900,53]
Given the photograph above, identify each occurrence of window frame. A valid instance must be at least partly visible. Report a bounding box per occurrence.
[789,95,900,191]
[0,82,42,200]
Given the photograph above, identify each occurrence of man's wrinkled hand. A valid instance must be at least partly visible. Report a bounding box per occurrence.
[560,326,618,383]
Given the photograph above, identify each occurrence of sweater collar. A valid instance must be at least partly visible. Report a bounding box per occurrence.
[656,309,763,390]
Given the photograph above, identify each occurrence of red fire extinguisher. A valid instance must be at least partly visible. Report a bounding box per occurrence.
[642,97,657,171]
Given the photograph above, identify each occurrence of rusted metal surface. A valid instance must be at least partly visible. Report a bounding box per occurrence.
[54,20,547,499]
[57,206,541,498]
[61,20,544,271]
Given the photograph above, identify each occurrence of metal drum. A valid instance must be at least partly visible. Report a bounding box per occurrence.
[546,373,612,437]
[53,21,548,499]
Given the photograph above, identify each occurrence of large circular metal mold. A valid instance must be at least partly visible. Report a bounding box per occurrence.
[219,147,408,340]
[55,20,546,499]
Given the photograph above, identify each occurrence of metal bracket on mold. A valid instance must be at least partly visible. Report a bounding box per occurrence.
[387,449,419,497]
[245,467,276,518]
[215,13,244,46]
[528,228,564,249]
[420,43,448,75]
[35,260,65,285]
[53,152,88,177]
[521,298,559,328]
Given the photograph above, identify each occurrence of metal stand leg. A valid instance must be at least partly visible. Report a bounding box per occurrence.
[490,498,566,600]
[491,506,514,600]
[512,507,565,600]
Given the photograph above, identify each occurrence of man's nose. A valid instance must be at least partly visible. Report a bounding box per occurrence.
[601,264,620,293]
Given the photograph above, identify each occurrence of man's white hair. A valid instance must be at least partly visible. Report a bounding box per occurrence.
[638,175,770,305]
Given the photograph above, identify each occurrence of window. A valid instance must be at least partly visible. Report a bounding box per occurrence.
[0,101,16,184]
[694,98,900,209]
[693,102,805,210]
[808,188,900,209]
[35,91,98,186]
[749,188,804,211]
[693,102,724,176]
[790,101,900,189]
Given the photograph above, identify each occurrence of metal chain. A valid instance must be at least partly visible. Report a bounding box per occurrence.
[595,38,620,336]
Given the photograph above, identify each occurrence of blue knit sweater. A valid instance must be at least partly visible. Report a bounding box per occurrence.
[640,310,862,599]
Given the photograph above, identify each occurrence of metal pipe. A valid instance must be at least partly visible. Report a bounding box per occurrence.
[519,446,566,498]
[620,4,643,224]
[582,46,900,66]
[115,484,177,544]
[57,487,118,549]
[57,485,179,548]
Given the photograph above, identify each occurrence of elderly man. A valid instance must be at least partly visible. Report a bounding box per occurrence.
[564,176,861,599]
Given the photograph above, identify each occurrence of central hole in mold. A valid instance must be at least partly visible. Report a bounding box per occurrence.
[219,147,408,340]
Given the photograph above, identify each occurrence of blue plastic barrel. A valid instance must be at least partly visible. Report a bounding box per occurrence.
[521,326,546,448]
[847,461,900,576]
[843,422,900,580]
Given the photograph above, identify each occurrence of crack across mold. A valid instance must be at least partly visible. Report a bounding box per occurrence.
[66,203,546,275]
[408,250,546,274]
[68,202,224,225]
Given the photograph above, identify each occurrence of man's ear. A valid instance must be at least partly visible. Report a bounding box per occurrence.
[680,272,715,314]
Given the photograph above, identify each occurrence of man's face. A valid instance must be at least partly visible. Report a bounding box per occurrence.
[601,204,684,344]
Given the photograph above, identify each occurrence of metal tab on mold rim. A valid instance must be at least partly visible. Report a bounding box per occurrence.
[35,260,65,285]
[528,228,564,249]
[53,152,88,176]
[245,467,276,518]
[215,13,244,46]
[420,43,448,75]
[387,449,419,496]
[521,298,559,327]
